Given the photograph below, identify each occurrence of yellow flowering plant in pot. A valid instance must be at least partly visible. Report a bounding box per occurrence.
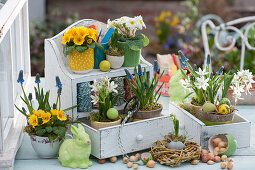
[61,26,99,73]
[15,70,78,158]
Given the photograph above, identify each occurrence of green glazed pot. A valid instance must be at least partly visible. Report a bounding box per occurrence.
[208,134,237,157]
[117,41,141,67]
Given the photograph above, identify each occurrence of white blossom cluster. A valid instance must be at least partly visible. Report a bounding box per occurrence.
[107,16,146,38]
[90,76,118,104]
[230,70,254,102]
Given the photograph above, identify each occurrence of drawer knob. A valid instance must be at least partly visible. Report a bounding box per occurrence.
[136,135,143,141]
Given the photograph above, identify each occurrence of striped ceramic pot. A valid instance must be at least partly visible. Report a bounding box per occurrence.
[68,48,94,74]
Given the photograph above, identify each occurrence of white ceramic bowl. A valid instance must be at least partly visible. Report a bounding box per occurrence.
[106,55,124,69]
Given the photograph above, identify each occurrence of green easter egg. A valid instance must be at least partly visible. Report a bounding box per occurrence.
[220,98,231,106]
[202,102,216,113]
[106,108,119,120]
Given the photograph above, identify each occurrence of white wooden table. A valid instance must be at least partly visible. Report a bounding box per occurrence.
[14,96,255,170]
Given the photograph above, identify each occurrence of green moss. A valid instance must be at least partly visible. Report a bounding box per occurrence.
[90,112,124,122]
[140,102,161,111]
[165,133,187,143]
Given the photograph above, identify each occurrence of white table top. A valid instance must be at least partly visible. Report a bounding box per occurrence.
[14,96,255,170]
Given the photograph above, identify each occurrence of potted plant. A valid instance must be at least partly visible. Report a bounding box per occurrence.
[124,60,164,119]
[61,26,99,73]
[105,29,124,69]
[166,114,186,150]
[15,70,77,158]
[107,16,149,67]
[90,76,121,130]
[178,50,254,126]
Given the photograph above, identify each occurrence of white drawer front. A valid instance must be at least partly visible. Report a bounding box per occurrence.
[100,116,172,158]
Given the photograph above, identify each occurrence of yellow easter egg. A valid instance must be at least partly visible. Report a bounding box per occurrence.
[218,104,230,115]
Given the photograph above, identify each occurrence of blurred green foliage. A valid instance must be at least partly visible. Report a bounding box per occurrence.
[29,7,79,76]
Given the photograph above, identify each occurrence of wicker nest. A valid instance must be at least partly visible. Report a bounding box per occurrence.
[150,140,202,167]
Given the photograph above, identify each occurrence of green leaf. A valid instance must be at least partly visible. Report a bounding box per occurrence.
[53,126,66,138]
[45,126,52,133]
[75,46,88,53]
[36,128,46,136]
[63,45,74,56]
[87,42,96,49]
[132,33,145,40]
[126,39,144,51]
[141,34,149,47]
[63,104,79,112]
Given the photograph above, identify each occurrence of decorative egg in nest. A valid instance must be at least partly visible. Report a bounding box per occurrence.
[220,98,231,106]
[202,102,216,113]
[208,134,237,157]
[218,104,230,115]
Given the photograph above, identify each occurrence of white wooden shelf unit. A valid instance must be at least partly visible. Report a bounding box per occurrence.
[45,19,154,119]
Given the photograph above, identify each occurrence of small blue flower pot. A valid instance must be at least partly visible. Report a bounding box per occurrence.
[94,43,109,69]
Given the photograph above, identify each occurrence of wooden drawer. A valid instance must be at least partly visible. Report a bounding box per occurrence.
[169,102,252,149]
[80,115,172,159]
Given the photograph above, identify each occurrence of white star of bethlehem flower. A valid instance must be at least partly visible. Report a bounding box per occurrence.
[196,68,209,76]
[194,76,209,90]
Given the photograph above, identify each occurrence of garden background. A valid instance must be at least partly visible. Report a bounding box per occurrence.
[28,0,255,76]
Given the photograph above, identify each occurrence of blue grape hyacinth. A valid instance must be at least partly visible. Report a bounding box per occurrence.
[216,66,224,75]
[17,70,24,85]
[137,64,143,76]
[154,60,159,73]
[35,73,40,84]
[124,69,134,80]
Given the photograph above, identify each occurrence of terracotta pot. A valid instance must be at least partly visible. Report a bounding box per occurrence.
[133,104,163,119]
[187,102,202,118]
[197,111,235,126]
[91,118,121,130]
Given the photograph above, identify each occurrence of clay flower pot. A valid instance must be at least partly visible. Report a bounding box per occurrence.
[197,111,235,126]
[133,104,163,119]
[106,55,124,69]
[91,118,121,130]
[208,134,237,156]
[186,102,202,118]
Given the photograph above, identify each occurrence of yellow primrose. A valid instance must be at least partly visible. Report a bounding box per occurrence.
[33,109,45,118]
[42,112,51,124]
[87,38,93,44]
[61,35,70,44]
[67,28,78,38]
[29,114,38,128]
[51,109,58,116]
[76,27,88,38]
[154,17,159,23]
[73,35,84,45]
[57,111,67,121]
[87,28,98,39]
[170,16,179,26]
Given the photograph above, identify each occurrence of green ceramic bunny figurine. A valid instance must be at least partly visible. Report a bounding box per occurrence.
[58,124,92,168]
